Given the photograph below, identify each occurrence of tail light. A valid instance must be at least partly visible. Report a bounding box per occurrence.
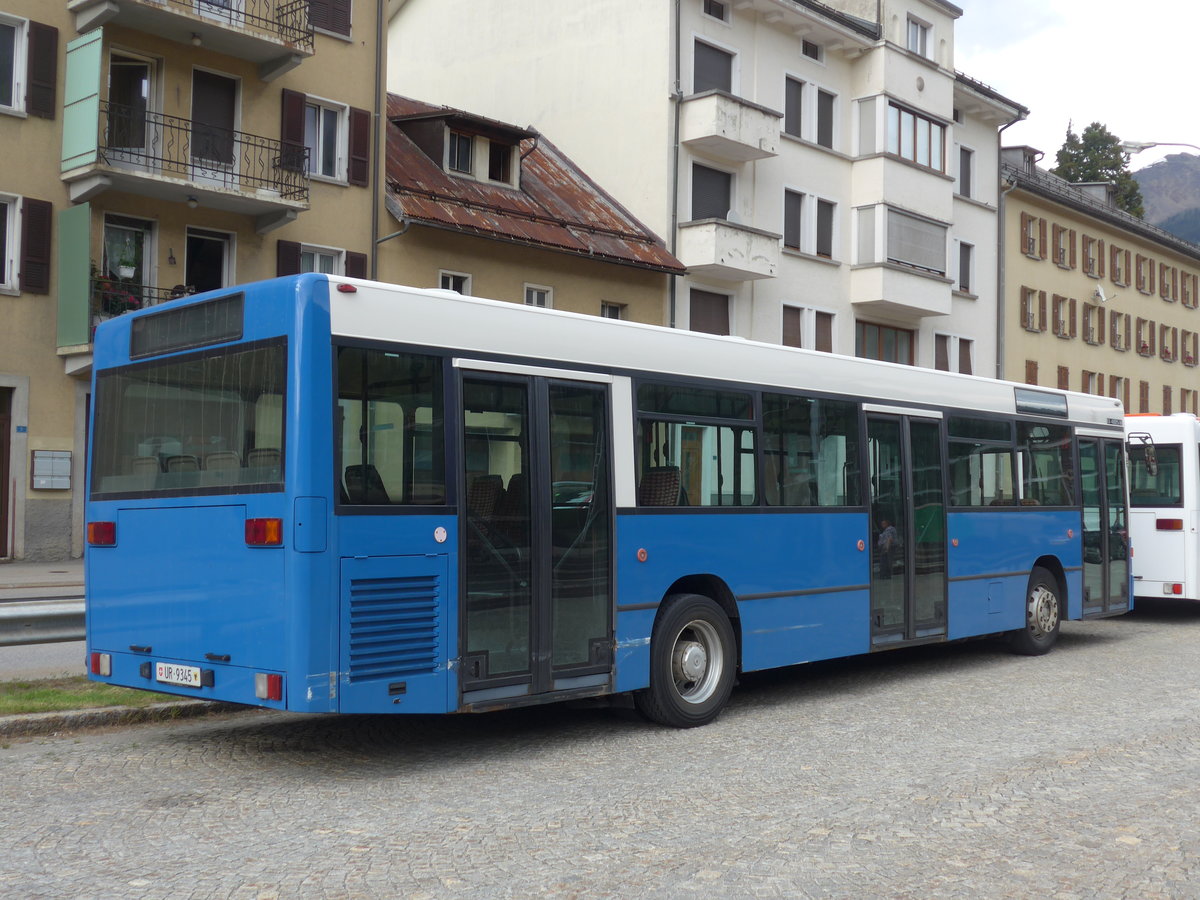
[90,652,111,676]
[245,518,283,546]
[87,521,116,546]
[255,673,283,701]
[1157,519,1184,531]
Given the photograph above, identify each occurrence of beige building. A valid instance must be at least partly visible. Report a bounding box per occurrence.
[1002,147,1200,414]
[377,95,683,322]
[3,0,383,559]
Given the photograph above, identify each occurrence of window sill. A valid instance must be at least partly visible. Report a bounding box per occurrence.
[309,173,349,187]
[952,289,978,301]
[0,106,27,120]
[780,132,852,161]
[314,26,353,42]
[783,247,840,267]
[879,152,954,182]
[953,193,995,212]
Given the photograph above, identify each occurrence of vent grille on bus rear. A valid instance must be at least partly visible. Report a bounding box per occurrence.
[347,575,440,682]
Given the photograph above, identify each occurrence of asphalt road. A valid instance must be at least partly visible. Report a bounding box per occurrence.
[0,641,85,682]
[3,601,1200,898]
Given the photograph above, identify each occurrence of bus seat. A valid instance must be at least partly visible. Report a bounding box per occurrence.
[638,465,681,507]
[467,474,504,518]
[165,454,200,472]
[205,450,241,471]
[130,455,161,474]
[344,464,391,504]
[247,448,281,469]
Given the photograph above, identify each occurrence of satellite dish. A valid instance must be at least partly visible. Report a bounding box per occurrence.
[1093,286,1110,303]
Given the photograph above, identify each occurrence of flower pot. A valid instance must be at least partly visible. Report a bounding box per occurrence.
[118,265,136,279]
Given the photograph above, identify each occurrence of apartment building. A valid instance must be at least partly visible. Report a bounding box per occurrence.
[388,0,1024,370]
[378,95,683,321]
[2,0,381,560]
[1002,147,1200,414]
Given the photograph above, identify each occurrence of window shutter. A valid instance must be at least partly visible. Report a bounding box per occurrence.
[280,89,307,173]
[815,311,832,352]
[26,23,58,119]
[1069,299,1077,338]
[1019,212,1030,253]
[934,334,949,370]
[345,251,367,278]
[276,239,301,276]
[782,307,802,348]
[1037,290,1047,331]
[1025,360,1038,385]
[958,340,972,375]
[1164,386,1173,415]
[308,0,331,31]
[689,288,730,335]
[1097,307,1106,344]
[1037,218,1047,259]
[1057,366,1069,390]
[1098,240,1105,277]
[1020,290,1030,329]
[1069,230,1077,268]
[348,106,370,187]
[19,197,52,294]
[328,0,352,36]
[1052,296,1061,335]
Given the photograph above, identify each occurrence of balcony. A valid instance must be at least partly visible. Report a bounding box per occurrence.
[850,263,952,318]
[680,91,780,163]
[68,0,314,81]
[63,101,309,234]
[677,218,780,281]
[89,278,185,338]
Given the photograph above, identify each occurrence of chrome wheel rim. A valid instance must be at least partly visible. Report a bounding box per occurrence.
[1027,584,1059,638]
[671,619,724,705]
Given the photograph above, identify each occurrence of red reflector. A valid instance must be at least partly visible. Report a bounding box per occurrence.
[337,283,357,293]
[267,673,283,701]
[1174,584,1184,595]
[90,652,111,676]
[87,521,116,546]
[245,518,283,546]
[1157,519,1184,531]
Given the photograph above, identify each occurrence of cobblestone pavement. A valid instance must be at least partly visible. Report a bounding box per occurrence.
[4,602,1200,899]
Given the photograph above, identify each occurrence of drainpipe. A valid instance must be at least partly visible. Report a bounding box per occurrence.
[995,109,1027,380]
[370,0,385,280]
[669,0,682,328]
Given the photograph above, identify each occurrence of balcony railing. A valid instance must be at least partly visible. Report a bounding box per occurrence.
[99,100,309,203]
[178,0,313,51]
[90,279,190,338]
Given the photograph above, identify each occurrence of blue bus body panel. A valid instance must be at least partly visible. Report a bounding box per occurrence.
[945,509,1082,638]
[614,511,870,692]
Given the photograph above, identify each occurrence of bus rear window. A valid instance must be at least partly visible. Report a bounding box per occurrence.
[1129,443,1182,507]
[91,340,286,498]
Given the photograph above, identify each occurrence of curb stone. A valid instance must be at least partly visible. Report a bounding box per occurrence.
[0,700,249,739]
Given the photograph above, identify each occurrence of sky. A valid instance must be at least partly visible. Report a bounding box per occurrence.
[952,0,1200,173]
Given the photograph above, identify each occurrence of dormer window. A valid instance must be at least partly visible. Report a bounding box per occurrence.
[448,131,472,173]
[488,142,511,183]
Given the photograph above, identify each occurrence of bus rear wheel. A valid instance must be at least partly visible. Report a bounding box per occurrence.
[1008,566,1061,655]
[634,593,736,728]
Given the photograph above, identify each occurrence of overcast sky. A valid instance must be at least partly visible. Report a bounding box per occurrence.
[953,0,1200,172]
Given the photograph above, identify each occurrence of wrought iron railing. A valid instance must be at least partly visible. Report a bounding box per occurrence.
[144,0,313,52]
[98,101,310,203]
[91,279,192,336]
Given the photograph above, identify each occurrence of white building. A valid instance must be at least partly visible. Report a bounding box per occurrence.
[387,0,1024,374]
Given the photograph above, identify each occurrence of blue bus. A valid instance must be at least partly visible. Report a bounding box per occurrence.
[85,275,1131,727]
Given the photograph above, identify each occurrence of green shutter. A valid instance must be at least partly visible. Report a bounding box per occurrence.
[57,202,92,348]
[62,30,103,172]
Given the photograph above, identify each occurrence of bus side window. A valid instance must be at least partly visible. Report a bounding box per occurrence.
[762,393,860,507]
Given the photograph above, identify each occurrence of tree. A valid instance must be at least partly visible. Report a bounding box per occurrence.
[1051,122,1145,218]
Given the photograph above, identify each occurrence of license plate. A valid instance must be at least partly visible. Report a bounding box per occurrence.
[155,662,202,688]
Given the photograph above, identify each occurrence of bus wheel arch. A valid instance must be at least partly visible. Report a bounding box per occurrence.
[635,579,739,728]
[1008,560,1064,655]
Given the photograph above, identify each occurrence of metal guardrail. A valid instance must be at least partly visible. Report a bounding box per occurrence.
[0,600,85,647]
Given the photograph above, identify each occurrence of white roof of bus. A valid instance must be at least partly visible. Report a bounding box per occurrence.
[328,278,1125,428]
[1125,413,1200,440]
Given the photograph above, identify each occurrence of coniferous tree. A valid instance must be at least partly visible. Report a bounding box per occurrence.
[1051,122,1145,218]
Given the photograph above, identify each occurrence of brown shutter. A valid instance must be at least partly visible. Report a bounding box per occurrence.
[935,334,949,370]
[321,0,352,36]
[1037,218,1047,259]
[280,89,307,173]
[815,311,832,352]
[1069,298,1077,337]
[344,251,367,278]
[1057,366,1069,390]
[276,240,301,276]
[1098,240,1105,277]
[690,289,730,335]
[958,340,972,375]
[1052,295,1062,335]
[1020,290,1030,329]
[1164,386,1173,415]
[1037,290,1047,331]
[348,106,370,187]
[1069,230,1077,269]
[19,197,52,294]
[1020,212,1031,254]
[1025,360,1038,385]
[308,0,330,30]
[1139,381,1150,413]
[1097,307,1106,345]
[26,22,57,119]
[782,307,802,348]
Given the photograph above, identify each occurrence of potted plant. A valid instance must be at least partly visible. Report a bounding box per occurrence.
[117,256,137,279]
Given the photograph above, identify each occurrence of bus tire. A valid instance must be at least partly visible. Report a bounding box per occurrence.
[634,593,736,728]
[1008,566,1061,655]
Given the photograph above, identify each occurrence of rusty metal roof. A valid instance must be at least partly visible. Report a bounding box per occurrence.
[385,94,685,274]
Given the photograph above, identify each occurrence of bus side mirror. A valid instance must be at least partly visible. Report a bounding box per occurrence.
[1145,446,1158,477]
[1128,432,1158,477]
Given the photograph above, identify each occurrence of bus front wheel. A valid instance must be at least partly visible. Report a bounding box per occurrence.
[1008,566,1061,655]
[635,593,736,728]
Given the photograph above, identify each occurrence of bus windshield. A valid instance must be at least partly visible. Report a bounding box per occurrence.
[90,339,287,498]
[1128,442,1182,507]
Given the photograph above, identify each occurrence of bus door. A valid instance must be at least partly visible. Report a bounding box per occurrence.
[867,413,947,646]
[1078,437,1130,615]
[459,368,613,703]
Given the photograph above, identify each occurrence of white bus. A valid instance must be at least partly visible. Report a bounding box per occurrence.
[1126,413,1200,602]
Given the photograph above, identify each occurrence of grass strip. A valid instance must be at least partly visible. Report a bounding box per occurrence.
[0,676,178,715]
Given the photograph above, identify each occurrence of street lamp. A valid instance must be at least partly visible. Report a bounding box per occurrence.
[1121,140,1200,155]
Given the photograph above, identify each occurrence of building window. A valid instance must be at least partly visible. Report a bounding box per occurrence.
[0,15,25,113]
[0,195,14,291]
[816,89,835,149]
[1183,272,1197,309]
[935,334,972,374]
[304,98,347,180]
[1019,212,1044,258]
[783,307,833,351]
[1110,310,1131,351]
[1184,389,1198,416]
[1109,376,1130,410]
[783,189,803,250]
[1051,224,1075,269]
[1082,303,1104,345]
[694,39,733,94]
[1135,254,1154,294]
[1160,263,1178,302]
[1110,244,1129,286]
[887,209,945,274]
[1160,323,1179,362]
[1081,371,1100,395]
[1136,317,1155,357]
[300,245,341,275]
[816,199,835,258]
[1082,235,1105,277]
[801,40,822,61]
[600,302,624,320]
[856,321,914,365]
[308,0,351,36]
[488,141,512,183]
[703,0,729,22]
[524,284,552,308]
[886,102,944,171]
[439,271,470,294]
[1183,330,1198,366]
[1052,294,1076,340]
[690,288,730,335]
[692,163,732,220]
[906,16,930,58]
[957,146,973,199]
[784,76,803,138]
[957,241,973,293]
[448,131,472,174]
